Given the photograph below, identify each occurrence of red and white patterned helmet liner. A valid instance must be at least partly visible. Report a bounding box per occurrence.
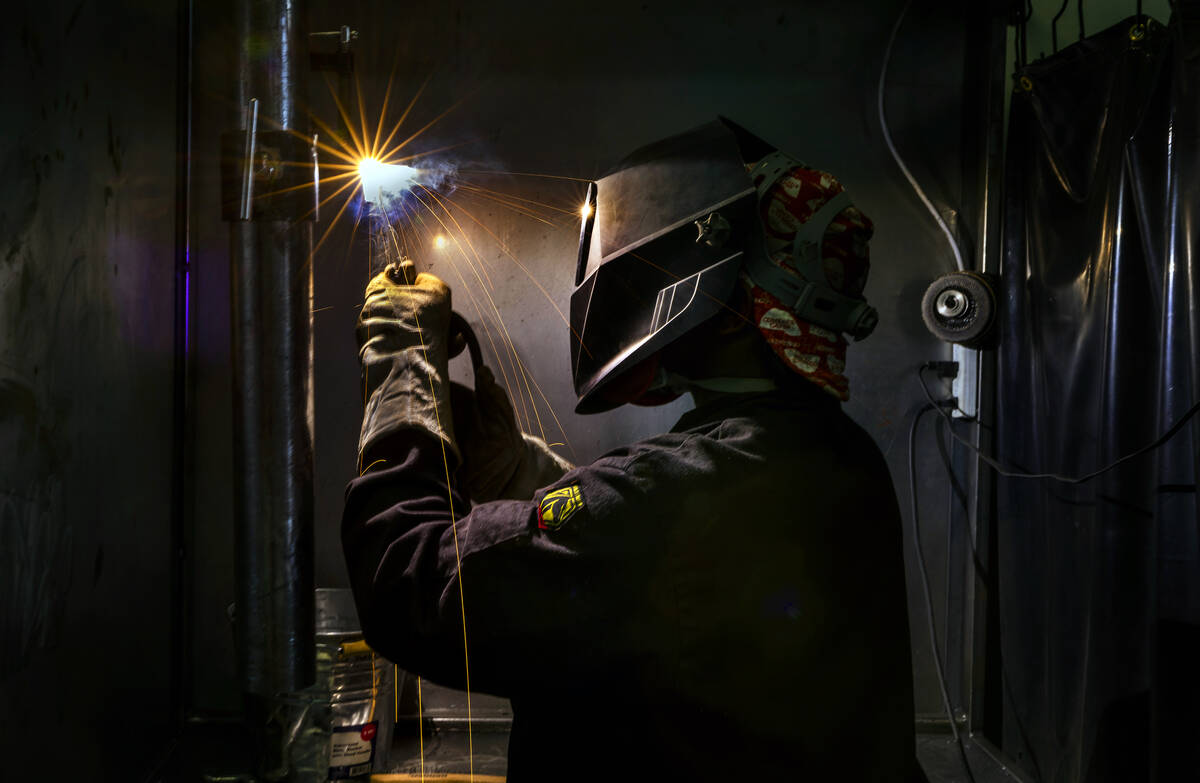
[744,165,874,401]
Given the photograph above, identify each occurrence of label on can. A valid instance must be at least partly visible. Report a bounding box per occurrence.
[329,721,377,779]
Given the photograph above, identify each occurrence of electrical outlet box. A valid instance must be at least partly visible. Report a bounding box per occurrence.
[951,344,978,419]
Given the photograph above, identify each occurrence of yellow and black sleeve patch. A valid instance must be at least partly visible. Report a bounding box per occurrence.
[538,484,584,531]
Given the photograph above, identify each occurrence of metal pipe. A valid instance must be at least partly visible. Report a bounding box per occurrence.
[231,0,315,697]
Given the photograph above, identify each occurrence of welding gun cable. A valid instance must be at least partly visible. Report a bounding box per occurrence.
[878,0,966,273]
[908,404,978,783]
[917,366,1200,484]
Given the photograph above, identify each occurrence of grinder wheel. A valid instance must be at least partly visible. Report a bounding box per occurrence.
[921,271,998,349]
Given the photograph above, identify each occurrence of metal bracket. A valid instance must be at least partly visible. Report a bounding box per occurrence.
[221,99,320,222]
[309,25,356,75]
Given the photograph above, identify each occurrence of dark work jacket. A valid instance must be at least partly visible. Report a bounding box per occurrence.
[342,386,924,781]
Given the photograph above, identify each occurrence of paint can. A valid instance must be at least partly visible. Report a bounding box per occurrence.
[238,589,394,781]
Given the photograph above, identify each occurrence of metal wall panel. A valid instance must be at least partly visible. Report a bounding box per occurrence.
[0,0,180,776]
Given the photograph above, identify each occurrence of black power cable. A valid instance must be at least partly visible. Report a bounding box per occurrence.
[909,404,979,782]
[918,365,1200,484]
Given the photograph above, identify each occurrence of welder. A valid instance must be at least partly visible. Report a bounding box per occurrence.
[342,118,925,781]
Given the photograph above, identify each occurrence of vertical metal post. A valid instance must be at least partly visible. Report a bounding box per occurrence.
[958,0,1009,740]
[231,0,315,698]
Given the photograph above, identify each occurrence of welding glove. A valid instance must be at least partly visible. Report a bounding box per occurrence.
[356,265,459,468]
[451,365,574,502]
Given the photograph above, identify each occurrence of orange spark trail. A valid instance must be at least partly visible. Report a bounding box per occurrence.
[456,169,594,183]
[456,182,579,216]
[454,186,557,226]
[383,220,475,780]
[436,191,590,359]
[410,186,540,436]
[397,196,527,428]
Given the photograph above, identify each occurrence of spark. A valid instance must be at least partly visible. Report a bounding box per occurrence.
[433,234,449,250]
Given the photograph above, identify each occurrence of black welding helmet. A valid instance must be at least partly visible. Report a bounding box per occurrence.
[570,117,876,413]
[570,118,768,413]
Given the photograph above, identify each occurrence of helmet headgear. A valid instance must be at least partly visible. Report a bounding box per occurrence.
[570,118,875,413]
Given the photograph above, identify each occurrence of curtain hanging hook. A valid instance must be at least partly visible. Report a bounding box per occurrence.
[1052,0,1071,52]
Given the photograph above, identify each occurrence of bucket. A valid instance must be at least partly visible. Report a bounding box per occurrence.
[313,588,394,780]
[233,589,394,781]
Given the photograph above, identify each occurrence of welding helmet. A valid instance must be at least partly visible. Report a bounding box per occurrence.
[570,117,877,414]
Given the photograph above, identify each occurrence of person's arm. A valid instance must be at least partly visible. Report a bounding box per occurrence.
[346,263,654,694]
[343,431,655,697]
[451,367,574,502]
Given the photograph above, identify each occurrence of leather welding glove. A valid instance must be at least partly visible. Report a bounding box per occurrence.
[451,365,574,502]
[356,265,459,469]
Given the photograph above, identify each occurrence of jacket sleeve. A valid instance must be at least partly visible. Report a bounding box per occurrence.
[341,430,666,697]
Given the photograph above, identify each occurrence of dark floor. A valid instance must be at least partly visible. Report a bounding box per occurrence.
[917,733,1033,783]
[161,699,1032,782]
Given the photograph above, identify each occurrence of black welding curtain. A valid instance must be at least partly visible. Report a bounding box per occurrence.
[998,12,1199,783]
